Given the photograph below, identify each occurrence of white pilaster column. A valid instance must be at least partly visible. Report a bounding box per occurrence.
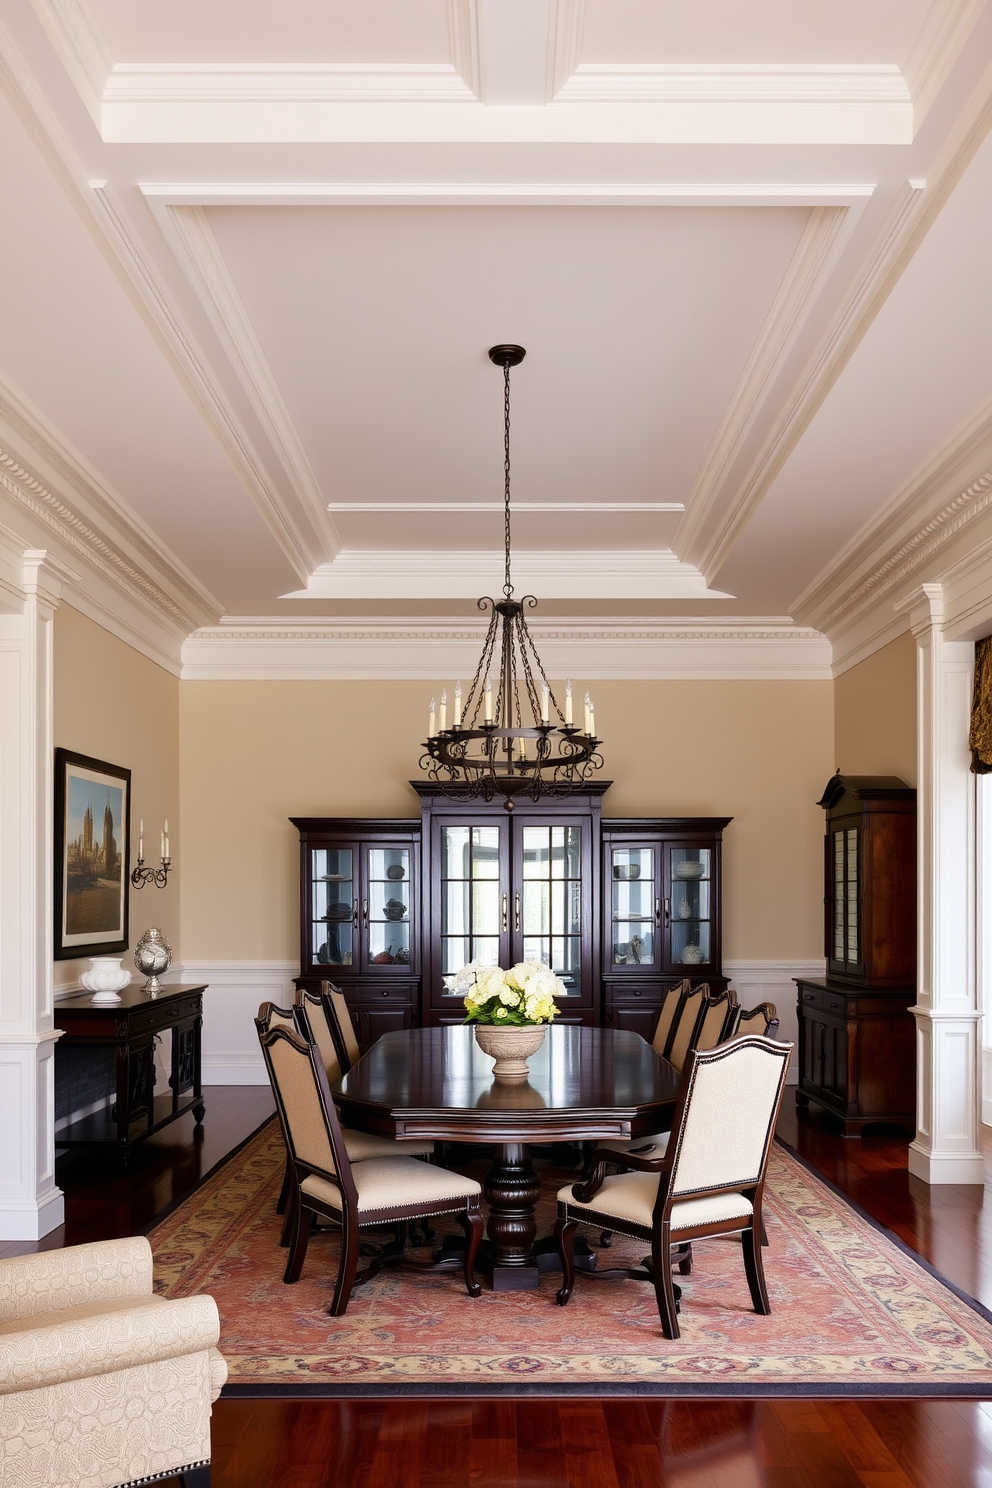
[902,583,984,1184]
[0,539,76,1238]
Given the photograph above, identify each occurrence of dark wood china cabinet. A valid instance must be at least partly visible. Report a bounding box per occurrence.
[293,796,733,1048]
[602,818,731,1039]
[795,774,917,1136]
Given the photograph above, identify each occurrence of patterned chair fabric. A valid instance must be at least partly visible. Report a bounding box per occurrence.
[554,1036,792,1339]
[255,1021,484,1314]
[0,1237,224,1488]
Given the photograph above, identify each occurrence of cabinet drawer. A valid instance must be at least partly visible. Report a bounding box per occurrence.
[824,992,846,1016]
[129,997,200,1036]
[799,986,822,1010]
[347,984,416,1005]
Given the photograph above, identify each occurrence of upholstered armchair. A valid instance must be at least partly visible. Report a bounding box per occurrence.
[0,1237,225,1488]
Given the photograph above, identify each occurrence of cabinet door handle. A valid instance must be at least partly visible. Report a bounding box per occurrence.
[515,893,521,933]
[352,898,359,927]
[663,898,670,927]
[501,893,508,932]
[655,897,662,925]
[362,899,369,928]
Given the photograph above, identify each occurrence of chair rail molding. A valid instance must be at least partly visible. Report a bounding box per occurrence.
[724,959,824,1086]
[899,582,983,1183]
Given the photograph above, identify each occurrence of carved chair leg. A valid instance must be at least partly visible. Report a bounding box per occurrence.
[458,1206,484,1297]
[555,1215,577,1305]
[653,1228,681,1340]
[275,1155,292,1216]
[179,1467,211,1487]
[741,1223,771,1315]
[760,1215,769,1247]
[279,1169,299,1248]
[674,1241,693,1275]
[330,1214,360,1316]
[283,1195,311,1284]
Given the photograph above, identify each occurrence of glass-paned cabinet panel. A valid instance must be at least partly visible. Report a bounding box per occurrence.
[367,847,412,968]
[829,826,860,973]
[669,847,713,968]
[312,847,354,967]
[439,825,502,976]
[521,825,583,995]
[610,846,656,967]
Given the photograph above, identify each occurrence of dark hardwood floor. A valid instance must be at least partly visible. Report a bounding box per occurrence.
[4,1088,992,1486]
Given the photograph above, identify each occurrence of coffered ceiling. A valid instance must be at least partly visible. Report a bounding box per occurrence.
[3,0,992,669]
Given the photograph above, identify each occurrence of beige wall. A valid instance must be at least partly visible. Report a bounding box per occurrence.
[834,631,917,787]
[179,677,833,963]
[53,605,180,988]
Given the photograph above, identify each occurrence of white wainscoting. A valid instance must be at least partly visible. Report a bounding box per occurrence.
[182,961,299,1084]
[186,957,821,1086]
[724,959,825,1084]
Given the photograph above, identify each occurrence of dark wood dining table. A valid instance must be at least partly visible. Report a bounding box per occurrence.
[334,1023,680,1290]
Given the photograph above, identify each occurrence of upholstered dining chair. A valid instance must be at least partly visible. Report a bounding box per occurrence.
[737,1002,780,1039]
[651,979,691,1059]
[323,982,362,1071]
[693,987,741,1051]
[664,982,710,1072]
[258,999,433,1246]
[554,1035,792,1339]
[255,1020,484,1314]
[0,1237,224,1488]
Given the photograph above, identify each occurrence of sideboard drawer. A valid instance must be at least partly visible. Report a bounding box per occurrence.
[799,985,822,1010]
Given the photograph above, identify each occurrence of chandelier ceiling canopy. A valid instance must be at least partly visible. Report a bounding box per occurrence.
[419,345,604,810]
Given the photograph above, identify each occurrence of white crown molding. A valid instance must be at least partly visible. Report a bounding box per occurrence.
[675,201,864,562]
[152,201,342,558]
[902,0,986,129]
[695,53,992,586]
[180,617,832,682]
[99,63,913,146]
[27,0,109,126]
[0,19,325,585]
[141,182,876,209]
[281,550,732,603]
[794,393,992,644]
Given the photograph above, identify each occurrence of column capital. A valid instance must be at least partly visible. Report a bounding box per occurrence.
[895,581,945,637]
[22,548,80,611]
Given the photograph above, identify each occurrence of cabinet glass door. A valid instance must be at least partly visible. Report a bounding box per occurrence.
[668,847,713,969]
[439,825,504,979]
[519,824,583,996]
[610,846,657,969]
[311,846,354,969]
[365,846,412,970]
[831,827,859,971]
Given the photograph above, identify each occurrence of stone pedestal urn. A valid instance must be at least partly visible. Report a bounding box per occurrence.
[474,1023,547,1080]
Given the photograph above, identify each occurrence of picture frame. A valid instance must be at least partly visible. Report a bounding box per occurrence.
[54,748,131,959]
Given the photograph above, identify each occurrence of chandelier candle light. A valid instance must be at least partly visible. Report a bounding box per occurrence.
[420,345,603,809]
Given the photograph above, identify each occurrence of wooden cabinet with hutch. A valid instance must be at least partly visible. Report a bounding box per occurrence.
[795,774,916,1135]
[601,818,731,1039]
[292,817,421,1051]
[414,782,607,1027]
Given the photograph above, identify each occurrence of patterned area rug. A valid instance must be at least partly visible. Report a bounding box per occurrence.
[149,1121,992,1397]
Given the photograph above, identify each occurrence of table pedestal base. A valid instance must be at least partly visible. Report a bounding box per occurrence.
[435,1141,599,1291]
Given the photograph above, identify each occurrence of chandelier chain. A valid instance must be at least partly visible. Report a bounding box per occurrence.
[503,361,513,598]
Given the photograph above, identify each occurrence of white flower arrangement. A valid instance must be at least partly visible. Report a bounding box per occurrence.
[444,959,566,1026]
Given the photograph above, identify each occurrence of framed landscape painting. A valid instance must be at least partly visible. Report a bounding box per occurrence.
[54,748,131,959]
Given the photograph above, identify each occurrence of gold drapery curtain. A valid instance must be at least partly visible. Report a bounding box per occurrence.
[969,636,992,772]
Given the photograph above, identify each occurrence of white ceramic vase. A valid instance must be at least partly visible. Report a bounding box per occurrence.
[80,956,132,1003]
[474,1023,547,1080]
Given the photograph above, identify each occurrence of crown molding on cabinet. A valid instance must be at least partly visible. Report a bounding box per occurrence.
[181,617,832,682]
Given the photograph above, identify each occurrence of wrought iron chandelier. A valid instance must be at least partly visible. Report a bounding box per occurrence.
[420,344,603,809]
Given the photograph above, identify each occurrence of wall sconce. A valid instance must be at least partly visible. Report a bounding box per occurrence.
[131,817,172,889]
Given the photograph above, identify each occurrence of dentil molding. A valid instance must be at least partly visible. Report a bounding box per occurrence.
[180,618,832,681]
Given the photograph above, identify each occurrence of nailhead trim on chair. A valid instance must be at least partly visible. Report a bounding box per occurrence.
[115,1461,209,1486]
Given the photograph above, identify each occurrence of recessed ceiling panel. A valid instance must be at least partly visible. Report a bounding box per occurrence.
[205,203,810,551]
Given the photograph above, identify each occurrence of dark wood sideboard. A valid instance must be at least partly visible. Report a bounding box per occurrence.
[795,774,916,1136]
[54,983,205,1161]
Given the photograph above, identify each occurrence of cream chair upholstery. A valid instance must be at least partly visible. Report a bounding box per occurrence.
[255,1020,484,1314]
[0,1237,224,1488]
[665,983,709,1072]
[554,1036,792,1338]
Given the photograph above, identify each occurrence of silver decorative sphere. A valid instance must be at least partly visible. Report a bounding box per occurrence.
[134,927,172,995]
